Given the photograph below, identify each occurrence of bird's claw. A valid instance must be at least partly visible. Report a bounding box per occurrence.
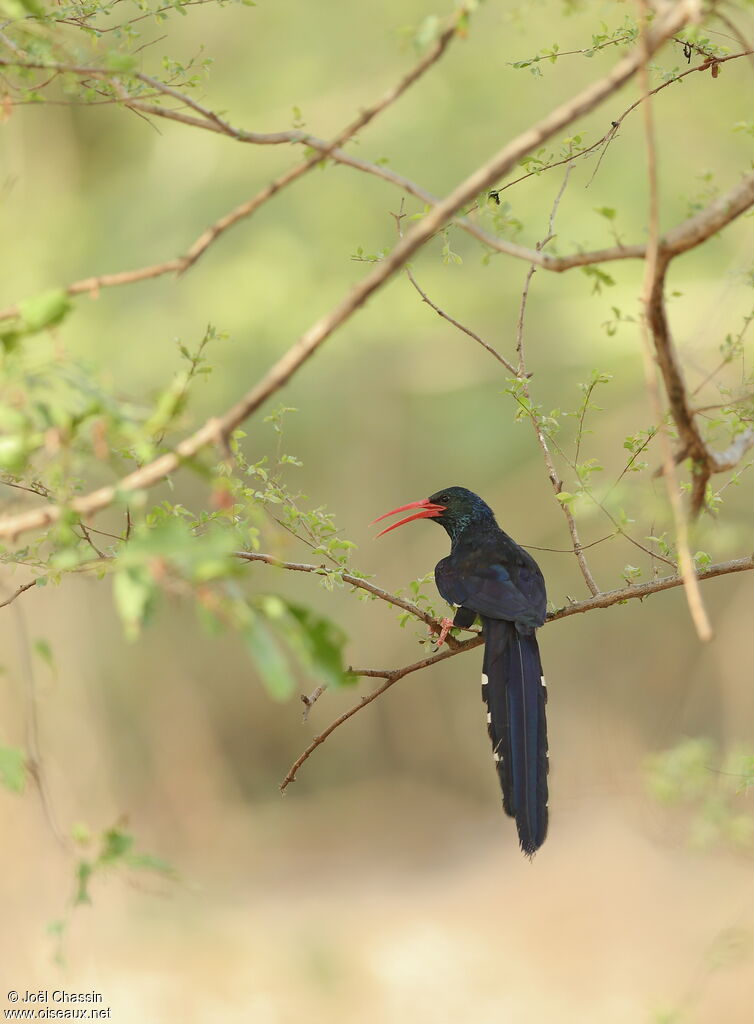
[433,616,455,647]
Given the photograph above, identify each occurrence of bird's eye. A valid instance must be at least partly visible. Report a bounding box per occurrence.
[439,494,449,503]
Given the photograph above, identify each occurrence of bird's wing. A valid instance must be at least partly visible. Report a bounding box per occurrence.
[435,558,545,628]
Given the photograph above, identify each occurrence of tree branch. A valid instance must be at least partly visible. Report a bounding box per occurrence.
[0,579,36,609]
[392,204,520,375]
[0,0,699,542]
[0,10,464,317]
[636,0,712,643]
[1,7,734,324]
[279,553,754,790]
[233,550,463,649]
[514,167,601,595]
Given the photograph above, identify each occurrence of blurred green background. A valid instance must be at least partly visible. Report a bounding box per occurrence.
[1,0,753,1020]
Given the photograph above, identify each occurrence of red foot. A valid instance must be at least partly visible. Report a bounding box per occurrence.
[434,617,454,646]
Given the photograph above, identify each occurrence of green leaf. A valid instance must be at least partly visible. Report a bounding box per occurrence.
[414,14,440,50]
[18,289,72,333]
[0,435,27,472]
[126,851,177,876]
[74,860,93,906]
[285,601,350,688]
[104,52,138,74]
[33,638,54,669]
[0,745,26,793]
[244,617,295,700]
[581,266,615,294]
[113,566,155,640]
[99,827,134,863]
[0,0,44,17]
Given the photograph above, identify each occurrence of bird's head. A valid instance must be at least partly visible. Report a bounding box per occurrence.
[372,485,495,542]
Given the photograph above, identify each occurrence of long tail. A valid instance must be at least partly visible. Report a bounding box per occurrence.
[481,617,548,856]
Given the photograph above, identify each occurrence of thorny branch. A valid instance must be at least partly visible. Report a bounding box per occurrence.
[279,554,754,790]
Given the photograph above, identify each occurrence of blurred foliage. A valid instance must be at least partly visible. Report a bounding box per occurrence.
[0,743,26,792]
[0,320,355,702]
[48,821,177,965]
[645,737,754,850]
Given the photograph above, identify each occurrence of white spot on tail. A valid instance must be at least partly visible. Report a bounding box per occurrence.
[540,675,547,688]
[486,712,492,724]
[482,673,488,685]
[493,753,501,763]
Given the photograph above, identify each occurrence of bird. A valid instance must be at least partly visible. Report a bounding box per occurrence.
[373,485,549,856]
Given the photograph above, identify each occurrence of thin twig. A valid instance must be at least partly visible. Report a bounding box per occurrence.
[0,10,465,312]
[300,685,326,722]
[279,553,754,790]
[490,48,752,201]
[3,16,745,326]
[0,579,35,608]
[233,551,463,649]
[392,203,519,375]
[0,1,699,543]
[514,167,601,595]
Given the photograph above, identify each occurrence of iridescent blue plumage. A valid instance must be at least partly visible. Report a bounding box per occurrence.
[427,486,549,855]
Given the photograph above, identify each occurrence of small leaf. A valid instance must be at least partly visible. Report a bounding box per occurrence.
[285,601,350,688]
[113,566,155,641]
[244,618,295,700]
[0,745,25,793]
[99,827,134,863]
[74,860,93,905]
[18,289,72,333]
[104,52,138,73]
[126,851,177,876]
[33,638,54,669]
[414,14,440,50]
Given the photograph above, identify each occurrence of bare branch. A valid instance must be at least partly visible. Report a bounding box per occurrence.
[0,6,727,326]
[642,186,754,514]
[0,579,35,609]
[300,685,326,722]
[646,254,711,511]
[392,204,519,375]
[636,1,712,643]
[0,11,464,317]
[279,552,754,790]
[710,429,754,472]
[0,0,699,543]
[279,642,467,792]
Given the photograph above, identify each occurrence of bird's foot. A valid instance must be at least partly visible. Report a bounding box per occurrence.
[433,617,455,647]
